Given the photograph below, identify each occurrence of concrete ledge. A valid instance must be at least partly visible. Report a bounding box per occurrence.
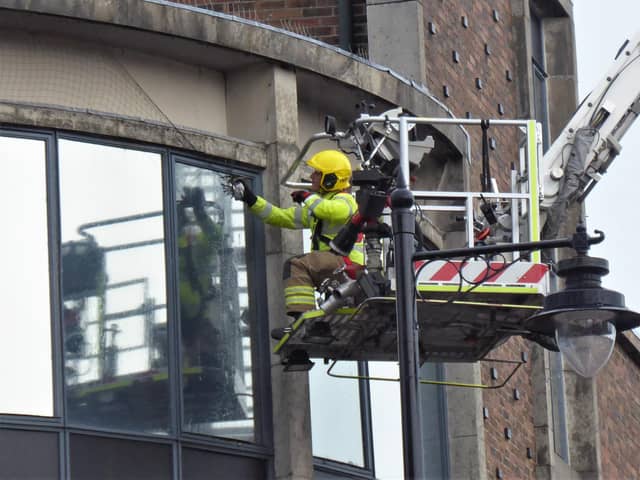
[0,102,267,167]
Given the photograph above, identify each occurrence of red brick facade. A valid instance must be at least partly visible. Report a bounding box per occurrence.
[423,0,519,191]
[173,0,368,56]
[482,337,537,479]
[597,344,640,479]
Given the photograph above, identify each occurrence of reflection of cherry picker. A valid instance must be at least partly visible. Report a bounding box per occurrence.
[273,31,640,371]
[62,193,252,432]
[62,211,166,385]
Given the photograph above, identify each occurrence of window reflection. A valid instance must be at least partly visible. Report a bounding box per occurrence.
[0,135,53,417]
[175,163,254,441]
[59,140,169,434]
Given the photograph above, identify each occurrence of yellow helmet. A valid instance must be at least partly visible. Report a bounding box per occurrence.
[306,150,352,191]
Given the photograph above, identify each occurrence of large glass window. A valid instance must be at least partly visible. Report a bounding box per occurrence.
[0,135,54,417]
[0,130,268,479]
[369,362,403,478]
[59,140,170,434]
[310,361,365,466]
[370,361,448,479]
[175,162,254,441]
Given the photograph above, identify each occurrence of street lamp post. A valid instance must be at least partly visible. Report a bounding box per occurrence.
[391,117,425,479]
[393,219,640,476]
[390,116,640,477]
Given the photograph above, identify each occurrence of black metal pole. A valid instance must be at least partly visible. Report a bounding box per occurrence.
[337,0,352,51]
[413,228,605,262]
[392,117,425,479]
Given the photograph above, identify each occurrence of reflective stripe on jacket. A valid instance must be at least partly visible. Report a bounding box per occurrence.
[249,191,364,264]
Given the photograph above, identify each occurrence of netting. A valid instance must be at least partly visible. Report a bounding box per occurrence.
[0,30,170,125]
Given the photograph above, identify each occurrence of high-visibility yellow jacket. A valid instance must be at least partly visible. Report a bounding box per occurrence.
[249,191,364,265]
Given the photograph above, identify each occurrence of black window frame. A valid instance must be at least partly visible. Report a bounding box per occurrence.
[0,126,274,478]
[0,127,63,425]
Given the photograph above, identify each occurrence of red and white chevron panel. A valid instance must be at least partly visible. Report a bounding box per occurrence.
[414,259,549,292]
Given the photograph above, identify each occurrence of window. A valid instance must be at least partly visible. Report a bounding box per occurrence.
[530,7,570,464]
[531,9,550,149]
[310,361,365,466]
[311,358,449,478]
[175,162,255,441]
[59,140,170,434]
[370,362,448,479]
[0,129,270,478]
[0,134,54,417]
[369,362,403,478]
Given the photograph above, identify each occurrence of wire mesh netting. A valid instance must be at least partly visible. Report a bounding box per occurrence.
[0,32,169,124]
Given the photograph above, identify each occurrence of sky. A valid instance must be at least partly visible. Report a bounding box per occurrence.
[573,2,640,314]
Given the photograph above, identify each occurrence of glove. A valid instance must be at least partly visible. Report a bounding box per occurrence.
[291,190,311,204]
[224,178,257,206]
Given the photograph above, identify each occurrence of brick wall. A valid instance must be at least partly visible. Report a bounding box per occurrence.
[482,337,537,479]
[423,0,519,191]
[597,344,640,479]
[172,0,368,56]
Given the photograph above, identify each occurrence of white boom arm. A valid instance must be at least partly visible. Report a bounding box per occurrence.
[541,30,640,219]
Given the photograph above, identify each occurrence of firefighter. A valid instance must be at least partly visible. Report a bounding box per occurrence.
[227,149,363,339]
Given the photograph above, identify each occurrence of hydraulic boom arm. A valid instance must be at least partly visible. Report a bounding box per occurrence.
[541,30,640,235]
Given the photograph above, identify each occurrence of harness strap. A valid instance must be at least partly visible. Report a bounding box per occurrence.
[311,191,339,251]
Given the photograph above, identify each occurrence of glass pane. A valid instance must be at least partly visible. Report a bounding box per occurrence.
[369,362,403,479]
[0,136,53,417]
[59,140,169,434]
[532,65,550,150]
[175,163,254,441]
[420,363,448,480]
[70,434,172,480]
[370,362,448,479]
[309,361,364,466]
[0,428,59,477]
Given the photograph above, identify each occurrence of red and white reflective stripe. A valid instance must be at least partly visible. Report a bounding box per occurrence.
[415,260,549,285]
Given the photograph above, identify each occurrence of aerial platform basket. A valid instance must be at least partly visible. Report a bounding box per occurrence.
[274,260,549,364]
[274,115,551,366]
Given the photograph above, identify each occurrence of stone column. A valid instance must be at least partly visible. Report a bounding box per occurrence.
[227,64,314,479]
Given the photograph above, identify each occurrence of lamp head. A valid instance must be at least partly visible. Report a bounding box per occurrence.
[526,255,640,377]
